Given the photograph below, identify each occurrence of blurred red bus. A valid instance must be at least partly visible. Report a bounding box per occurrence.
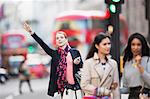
[1,33,27,75]
[52,10,128,47]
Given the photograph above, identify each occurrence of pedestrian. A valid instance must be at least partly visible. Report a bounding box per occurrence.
[23,21,83,99]
[122,33,150,99]
[19,60,33,94]
[81,33,120,99]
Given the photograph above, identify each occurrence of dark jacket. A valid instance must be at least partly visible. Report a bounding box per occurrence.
[31,33,83,96]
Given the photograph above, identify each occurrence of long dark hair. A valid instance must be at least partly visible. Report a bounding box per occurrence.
[123,33,150,66]
[86,33,111,59]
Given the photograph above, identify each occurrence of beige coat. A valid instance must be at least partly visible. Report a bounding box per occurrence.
[81,53,120,99]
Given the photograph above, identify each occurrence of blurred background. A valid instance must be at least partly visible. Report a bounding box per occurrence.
[0,0,149,99]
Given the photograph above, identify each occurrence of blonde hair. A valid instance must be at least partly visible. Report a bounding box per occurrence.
[56,31,67,38]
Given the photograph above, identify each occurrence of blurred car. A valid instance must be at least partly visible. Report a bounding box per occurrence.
[29,63,49,78]
[27,54,49,78]
[0,68,9,84]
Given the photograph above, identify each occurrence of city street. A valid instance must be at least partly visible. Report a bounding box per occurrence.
[0,76,65,99]
[0,77,129,99]
[0,0,149,99]
[0,77,51,99]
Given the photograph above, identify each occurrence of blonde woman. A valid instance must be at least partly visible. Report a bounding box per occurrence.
[23,22,83,99]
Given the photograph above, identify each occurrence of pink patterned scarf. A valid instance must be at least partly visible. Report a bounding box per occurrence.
[56,45,69,94]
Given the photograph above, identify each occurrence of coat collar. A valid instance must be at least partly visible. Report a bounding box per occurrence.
[93,52,99,60]
[93,52,111,61]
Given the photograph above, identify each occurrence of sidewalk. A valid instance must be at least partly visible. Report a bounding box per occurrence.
[121,94,129,99]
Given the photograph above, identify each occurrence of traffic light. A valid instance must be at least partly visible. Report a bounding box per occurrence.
[27,43,37,53]
[109,4,117,13]
[105,0,124,14]
[28,45,35,53]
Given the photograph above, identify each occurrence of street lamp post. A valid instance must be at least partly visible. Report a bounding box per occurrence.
[105,0,124,77]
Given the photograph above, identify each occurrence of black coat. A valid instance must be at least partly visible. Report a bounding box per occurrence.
[32,33,83,96]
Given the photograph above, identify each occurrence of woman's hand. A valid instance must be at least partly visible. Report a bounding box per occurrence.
[110,82,118,90]
[135,55,144,73]
[135,55,142,65]
[97,87,111,96]
[23,21,33,35]
[74,57,81,65]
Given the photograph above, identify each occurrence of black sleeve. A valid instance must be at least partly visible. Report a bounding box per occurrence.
[31,33,55,57]
[71,49,83,68]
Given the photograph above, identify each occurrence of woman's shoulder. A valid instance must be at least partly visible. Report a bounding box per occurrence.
[83,58,96,69]
[106,55,117,63]
[84,58,96,65]
[142,56,150,63]
[69,48,81,58]
[142,56,150,60]
[107,58,119,68]
[69,48,80,52]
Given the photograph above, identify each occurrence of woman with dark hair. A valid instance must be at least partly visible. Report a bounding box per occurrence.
[81,33,120,99]
[122,33,150,99]
[23,22,83,99]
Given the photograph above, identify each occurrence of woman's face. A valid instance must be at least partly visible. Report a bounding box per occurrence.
[131,38,142,56]
[56,32,68,47]
[96,37,111,55]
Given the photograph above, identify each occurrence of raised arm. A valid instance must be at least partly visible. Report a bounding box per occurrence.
[23,21,33,35]
[23,21,55,57]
